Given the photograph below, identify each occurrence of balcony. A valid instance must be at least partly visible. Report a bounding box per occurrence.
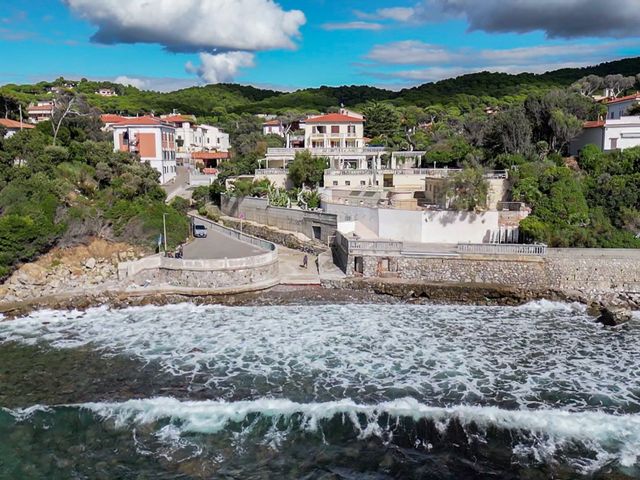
[310,132,358,139]
[324,168,509,178]
[266,147,385,158]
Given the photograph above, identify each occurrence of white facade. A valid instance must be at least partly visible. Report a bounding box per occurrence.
[570,116,640,155]
[112,118,177,184]
[605,94,640,120]
[263,121,285,137]
[325,202,517,244]
[201,124,230,152]
[162,116,229,162]
[97,88,117,97]
[304,115,365,150]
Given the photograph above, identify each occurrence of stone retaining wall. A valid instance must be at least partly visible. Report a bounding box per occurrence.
[221,196,338,243]
[127,259,279,290]
[335,241,640,295]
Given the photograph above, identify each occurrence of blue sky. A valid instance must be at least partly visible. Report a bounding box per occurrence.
[2,0,640,92]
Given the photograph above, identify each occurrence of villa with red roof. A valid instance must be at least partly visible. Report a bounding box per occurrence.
[570,93,640,155]
[27,100,54,123]
[111,116,177,184]
[0,118,35,138]
[257,108,424,190]
[602,93,640,120]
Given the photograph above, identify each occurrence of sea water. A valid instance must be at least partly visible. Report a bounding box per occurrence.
[0,301,638,479]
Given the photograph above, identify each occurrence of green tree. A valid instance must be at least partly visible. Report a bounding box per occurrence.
[287,151,327,188]
[445,163,489,211]
[362,101,400,141]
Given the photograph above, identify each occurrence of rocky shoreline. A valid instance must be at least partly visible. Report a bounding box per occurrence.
[1,238,638,323]
[1,276,637,326]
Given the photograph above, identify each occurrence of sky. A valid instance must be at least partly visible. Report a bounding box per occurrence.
[1,0,640,92]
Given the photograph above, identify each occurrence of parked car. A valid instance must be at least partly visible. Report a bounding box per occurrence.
[193,224,208,238]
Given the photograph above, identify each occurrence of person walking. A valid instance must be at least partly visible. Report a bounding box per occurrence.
[302,254,308,269]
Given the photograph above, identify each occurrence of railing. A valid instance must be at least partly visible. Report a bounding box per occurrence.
[497,202,527,211]
[310,132,358,139]
[255,168,288,175]
[391,151,426,157]
[457,243,547,256]
[266,147,385,156]
[336,231,403,255]
[325,169,372,176]
[323,168,508,178]
[191,213,277,252]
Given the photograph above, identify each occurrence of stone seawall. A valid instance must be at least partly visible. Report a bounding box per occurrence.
[335,245,640,298]
[128,259,279,290]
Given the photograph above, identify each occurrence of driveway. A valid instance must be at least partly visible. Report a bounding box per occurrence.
[164,166,192,202]
[183,225,267,260]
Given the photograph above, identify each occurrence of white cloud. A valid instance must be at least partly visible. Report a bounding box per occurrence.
[322,21,383,31]
[64,0,306,52]
[367,40,635,67]
[185,52,256,84]
[363,38,638,84]
[111,75,198,92]
[380,62,604,83]
[355,7,414,22]
[375,7,415,22]
[367,41,460,64]
[114,75,147,89]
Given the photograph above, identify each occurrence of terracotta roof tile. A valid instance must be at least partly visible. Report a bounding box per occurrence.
[0,118,35,129]
[603,93,640,105]
[584,120,605,129]
[112,116,172,127]
[305,113,364,123]
[192,151,229,160]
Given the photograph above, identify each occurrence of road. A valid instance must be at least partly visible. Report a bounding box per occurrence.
[183,225,267,260]
[163,166,192,202]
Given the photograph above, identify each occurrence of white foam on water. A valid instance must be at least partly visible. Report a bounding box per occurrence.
[1,302,639,411]
[76,396,640,472]
[2,405,53,421]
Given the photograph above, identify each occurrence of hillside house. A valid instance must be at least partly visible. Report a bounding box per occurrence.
[161,114,229,163]
[27,100,54,123]
[603,93,640,120]
[570,116,640,155]
[111,116,177,184]
[96,88,117,97]
[0,118,35,138]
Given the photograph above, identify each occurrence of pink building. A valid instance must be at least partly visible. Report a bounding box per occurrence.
[111,116,177,184]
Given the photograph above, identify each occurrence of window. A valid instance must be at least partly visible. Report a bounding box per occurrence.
[347,125,356,134]
[345,181,351,186]
[360,180,366,186]
[611,138,618,149]
[332,181,338,186]
[331,125,340,134]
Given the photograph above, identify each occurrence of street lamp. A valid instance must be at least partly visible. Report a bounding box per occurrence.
[163,213,168,253]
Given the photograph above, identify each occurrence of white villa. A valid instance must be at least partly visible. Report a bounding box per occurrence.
[255,109,425,190]
[570,93,640,155]
[161,114,229,164]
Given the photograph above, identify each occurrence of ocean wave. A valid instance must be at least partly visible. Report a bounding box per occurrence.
[5,397,634,474]
[1,303,639,412]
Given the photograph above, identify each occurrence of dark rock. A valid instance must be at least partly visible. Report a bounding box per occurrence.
[596,307,632,326]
